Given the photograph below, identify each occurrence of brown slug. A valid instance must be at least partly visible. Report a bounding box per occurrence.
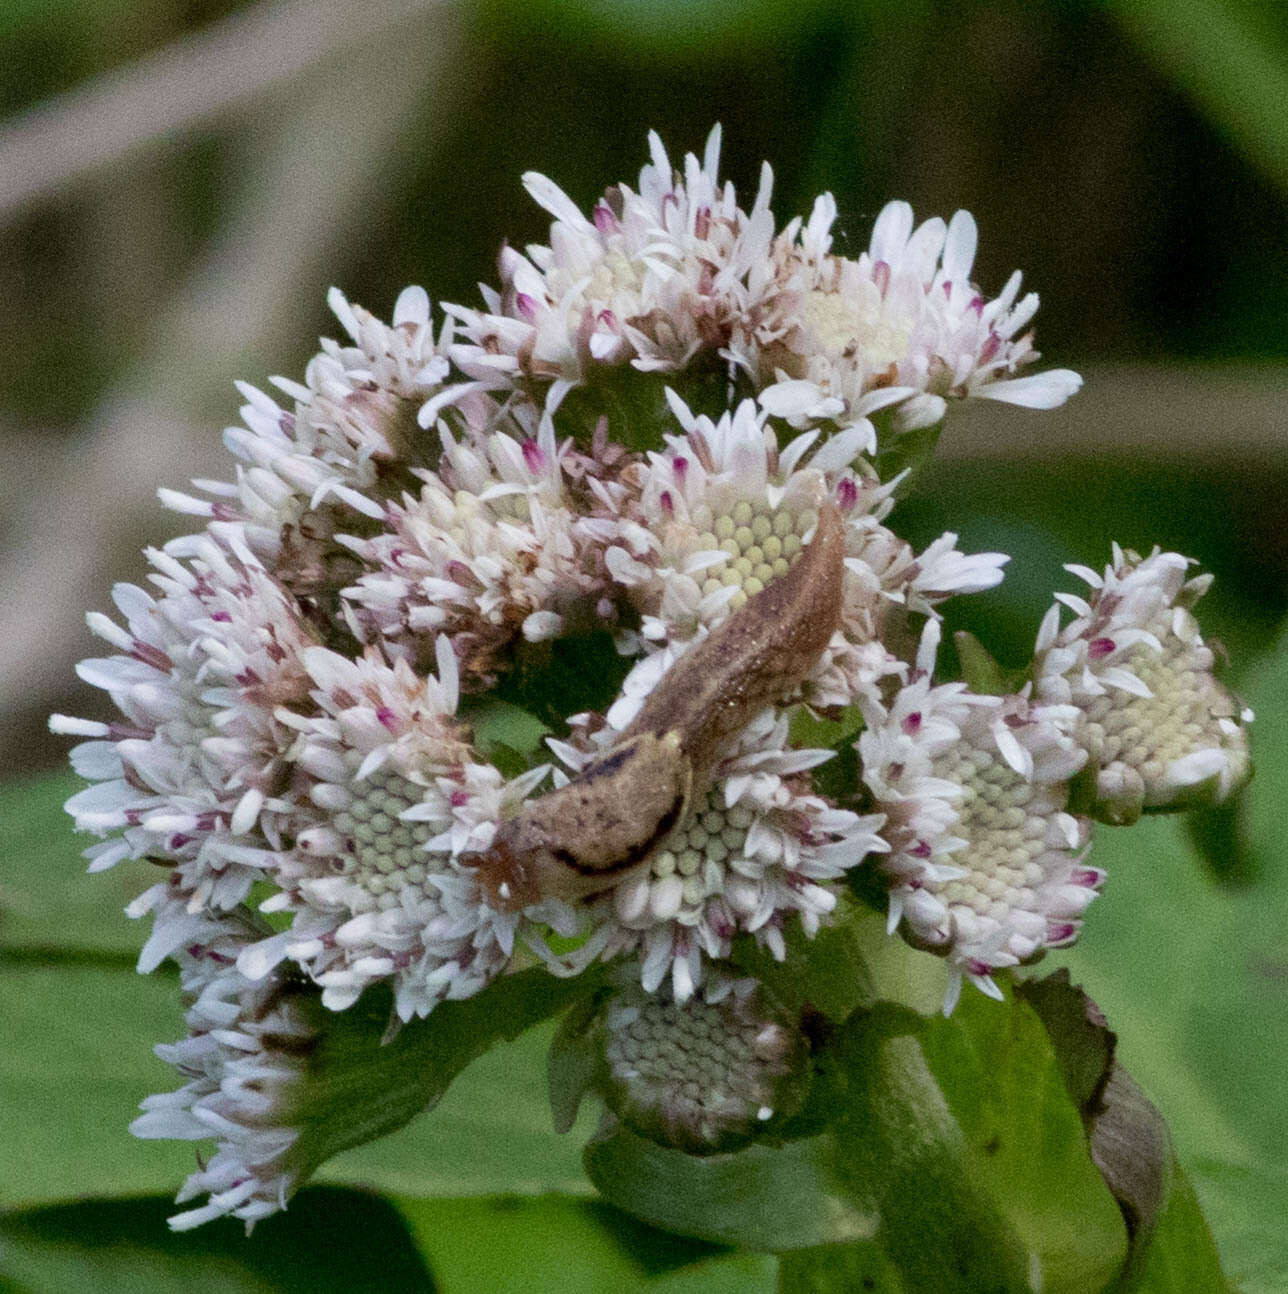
[466,500,847,910]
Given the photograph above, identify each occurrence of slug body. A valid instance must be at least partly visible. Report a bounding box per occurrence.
[468,502,847,910]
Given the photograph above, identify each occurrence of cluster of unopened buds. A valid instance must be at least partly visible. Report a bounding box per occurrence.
[54,127,1251,1229]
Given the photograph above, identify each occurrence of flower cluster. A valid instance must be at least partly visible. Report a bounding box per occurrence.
[55,128,1249,1227]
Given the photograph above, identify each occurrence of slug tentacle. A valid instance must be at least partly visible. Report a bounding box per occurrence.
[465,501,847,910]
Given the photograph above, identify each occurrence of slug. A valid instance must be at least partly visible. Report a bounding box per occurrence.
[466,501,847,910]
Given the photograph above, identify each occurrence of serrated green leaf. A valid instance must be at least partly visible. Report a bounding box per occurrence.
[0,1188,433,1294]
[397,1193,775,1294]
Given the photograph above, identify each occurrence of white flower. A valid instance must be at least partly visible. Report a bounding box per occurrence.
[52,527,315,927]
[859,626,1097,1012]
[738,196,1081,437]
[130,914,314,1231]
[160,287,450,557]
[237,638,523,1022]
[538,701,886,1004]
[1034,545,1253,822]
[605,389,1005,711]
[446,125,780,398]
[134,908,487,1232]
[340,410,625,688]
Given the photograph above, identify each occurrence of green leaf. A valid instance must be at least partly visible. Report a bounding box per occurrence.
[397,1194,775,1294]
[1167,1157,1288,1294]
[547,988,607,1135]
[1183,793,1258,888]
[0,954,600,1209]
[1017,971,1173,1281]
[829,1006,1037,1293]
[1129,1164,1233,1294]
[1109,0,1288,200]
[732,905,880,1023]
[734,904,949,1024]
[460,695,551,769]
[839,999,1125,1293]
[0,771,153,959]
[584,1121,879,1252]
[496,630,628,733]
[0,964,195,1207]
[0,1188,433,1294]
[777,1243,909,1293]
[215,970,592,1206]
[1058,635,1288,1290]
[309,971,603,1200]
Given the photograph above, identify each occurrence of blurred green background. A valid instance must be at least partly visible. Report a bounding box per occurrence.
[1,0,1285,1290]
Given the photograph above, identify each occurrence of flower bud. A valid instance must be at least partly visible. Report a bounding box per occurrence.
[598,977,807,1154]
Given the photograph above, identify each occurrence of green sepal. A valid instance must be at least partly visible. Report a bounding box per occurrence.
[954,629,1029,696]
[550,355,735,453]
[547,986,609,1134]
[871,413,944,493]
[460,695,552,772]
[1064,759,1109,820]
